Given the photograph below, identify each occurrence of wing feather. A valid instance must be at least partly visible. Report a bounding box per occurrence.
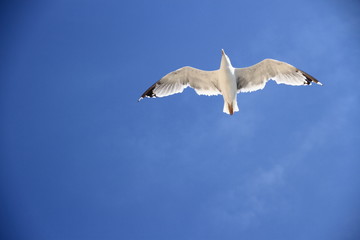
[235,59,322,93]
[139,66,220,101]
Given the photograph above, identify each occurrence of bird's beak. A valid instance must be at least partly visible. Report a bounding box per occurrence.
[221,49,225,55]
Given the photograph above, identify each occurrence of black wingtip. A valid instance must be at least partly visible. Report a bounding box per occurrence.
[139,83,158,101]
[298,69,323,86]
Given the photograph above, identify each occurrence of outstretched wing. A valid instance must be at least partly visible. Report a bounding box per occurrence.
[138,66,220,101]
[235,59,322,93]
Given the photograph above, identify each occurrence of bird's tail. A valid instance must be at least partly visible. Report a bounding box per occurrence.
[223,100,239,115]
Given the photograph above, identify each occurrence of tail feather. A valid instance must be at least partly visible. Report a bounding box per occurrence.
[223,100,239,115]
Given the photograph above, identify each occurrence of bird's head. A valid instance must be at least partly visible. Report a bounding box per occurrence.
[220,49,232,67]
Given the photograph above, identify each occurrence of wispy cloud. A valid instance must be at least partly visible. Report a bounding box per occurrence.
[202,93,358,231]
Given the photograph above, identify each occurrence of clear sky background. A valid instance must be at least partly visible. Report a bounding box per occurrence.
[1,0,359,239]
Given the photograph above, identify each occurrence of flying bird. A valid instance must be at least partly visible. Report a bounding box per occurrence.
[138,49,322,115]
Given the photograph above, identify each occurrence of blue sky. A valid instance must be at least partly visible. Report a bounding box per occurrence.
[1,0,359,239]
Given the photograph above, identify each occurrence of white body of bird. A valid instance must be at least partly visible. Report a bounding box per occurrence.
[218,49,239,114]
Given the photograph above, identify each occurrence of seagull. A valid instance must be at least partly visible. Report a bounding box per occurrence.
[138,49,322,115]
